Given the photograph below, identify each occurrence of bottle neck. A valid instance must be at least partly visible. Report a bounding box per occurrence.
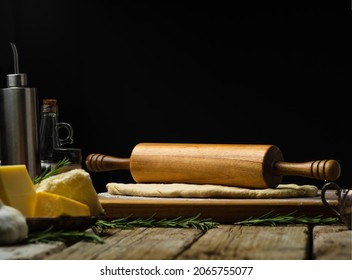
[39,104,60,166]
[41,104,58,114]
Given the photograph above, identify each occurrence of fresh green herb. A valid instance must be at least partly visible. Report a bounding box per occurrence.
[27,226,104,244]
[234,210,339,226]
[92,214,219,234]
[25,215,218,244]
[33,158,71,185]
[25,211,340,244]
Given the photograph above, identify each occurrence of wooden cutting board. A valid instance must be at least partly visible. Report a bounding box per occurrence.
[98,190,339,223]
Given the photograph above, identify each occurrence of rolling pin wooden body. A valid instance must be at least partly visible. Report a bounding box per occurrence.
[85,143,341,189]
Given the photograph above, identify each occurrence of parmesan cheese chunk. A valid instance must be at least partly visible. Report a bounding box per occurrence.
[34,191,90,217]
[35,169,105,216]
[0,165,37,217]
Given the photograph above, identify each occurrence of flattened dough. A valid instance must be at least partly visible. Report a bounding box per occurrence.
[106,183,318,199]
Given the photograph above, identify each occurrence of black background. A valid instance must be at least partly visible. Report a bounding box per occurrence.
[0,1,351,193]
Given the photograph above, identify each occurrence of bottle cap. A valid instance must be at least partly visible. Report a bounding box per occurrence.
[43,99,57,106]
[7,73,27,87]
[6,43,28,87]
[42,99,58,113]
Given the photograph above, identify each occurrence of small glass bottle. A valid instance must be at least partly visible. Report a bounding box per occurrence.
[52,147,82,173]
[39,99,74,172]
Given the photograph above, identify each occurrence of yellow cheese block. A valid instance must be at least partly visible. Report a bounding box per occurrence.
[35,169,105,216]
[0,165,37,217]
[34,191,90,217]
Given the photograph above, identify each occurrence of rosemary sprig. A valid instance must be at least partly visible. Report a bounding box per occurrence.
[27,226,104,244]
[25,211,339,245]
[92,214,219,234]
[25,215,218,244]
[234,210,339,226]
[33,158,71,185]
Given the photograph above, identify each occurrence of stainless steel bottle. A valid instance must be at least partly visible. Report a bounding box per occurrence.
[0,43,40,179]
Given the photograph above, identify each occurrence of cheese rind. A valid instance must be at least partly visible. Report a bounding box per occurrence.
[35,169,105,216]
[0,165,37,217]
[34,191,90,217]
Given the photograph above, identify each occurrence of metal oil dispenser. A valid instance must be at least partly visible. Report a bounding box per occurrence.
[0,42,40,179]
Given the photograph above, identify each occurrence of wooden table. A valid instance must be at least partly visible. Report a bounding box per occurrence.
[1,190,351,260]
[0,223,351,260]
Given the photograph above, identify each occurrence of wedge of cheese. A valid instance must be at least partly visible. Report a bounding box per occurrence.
[35,169,105,216]
[0,165,37,217]
[34,191,90,217]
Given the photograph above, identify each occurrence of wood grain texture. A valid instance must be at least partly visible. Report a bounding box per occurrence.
[1,225,350,260]
[0,242,65,260]
[98,190,338,223]
[313,225,352,260]
[86,143,340,188]
[177,225,309,260]
[44,228,202,260]
[130,143,284,188]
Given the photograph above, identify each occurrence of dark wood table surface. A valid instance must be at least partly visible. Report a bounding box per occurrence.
[1,223,351,260]
[1,190,351,260]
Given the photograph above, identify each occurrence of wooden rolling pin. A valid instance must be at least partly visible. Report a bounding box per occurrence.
[85,143,341,189]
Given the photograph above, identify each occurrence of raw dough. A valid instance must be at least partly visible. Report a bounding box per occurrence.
[106,183,318,199]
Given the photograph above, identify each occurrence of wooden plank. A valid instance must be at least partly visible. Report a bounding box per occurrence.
[177,225,309,260]
[44,227,203,260]
[313,225,352,260]
[0,242,66,260]
[99,190,338,223]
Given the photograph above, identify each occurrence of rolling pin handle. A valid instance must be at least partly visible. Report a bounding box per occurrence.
[273,159,341,181]
[85,153,130,172]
